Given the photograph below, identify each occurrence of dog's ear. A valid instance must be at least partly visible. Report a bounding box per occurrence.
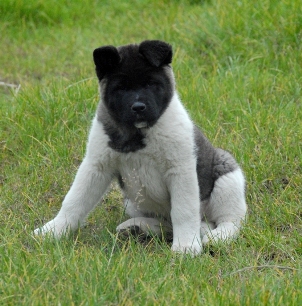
[93,46,121,80]
[139,40,172,67]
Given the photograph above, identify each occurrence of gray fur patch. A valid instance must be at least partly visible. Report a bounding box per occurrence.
[194,125,239,200]
[212,148,239,179]
[194,125,216,200]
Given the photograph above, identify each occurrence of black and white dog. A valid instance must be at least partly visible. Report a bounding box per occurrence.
[34,40,247,254]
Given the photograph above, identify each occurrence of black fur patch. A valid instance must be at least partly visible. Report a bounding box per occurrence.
[98,103,147,153]
[117,174,125,189]
[105,124,146,153]
[93,40,174,153]
[194,126,216,201]
[194,126,239,200]
[139,40,172,67]
[93,46,121,80]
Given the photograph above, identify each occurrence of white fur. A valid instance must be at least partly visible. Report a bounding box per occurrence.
[34,93,246,254]
[201,168,246,244]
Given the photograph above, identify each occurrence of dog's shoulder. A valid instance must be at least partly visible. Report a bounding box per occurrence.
[85,116,114,163]
[144,94,196,163]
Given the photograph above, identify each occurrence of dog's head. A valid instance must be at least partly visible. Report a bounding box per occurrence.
[93,40,174,129]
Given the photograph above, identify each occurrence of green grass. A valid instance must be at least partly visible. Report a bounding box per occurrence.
[1,0,301,304]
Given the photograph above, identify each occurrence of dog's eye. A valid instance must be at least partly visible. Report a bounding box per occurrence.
[115,84,127,91]
[146,80,159,87]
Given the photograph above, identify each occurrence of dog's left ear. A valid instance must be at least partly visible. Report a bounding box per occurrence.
[139,40,172,67]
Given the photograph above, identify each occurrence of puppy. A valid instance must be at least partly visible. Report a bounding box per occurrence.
[34,40,247,254]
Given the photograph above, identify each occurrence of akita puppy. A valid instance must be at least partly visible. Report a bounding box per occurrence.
[34,40,247,254]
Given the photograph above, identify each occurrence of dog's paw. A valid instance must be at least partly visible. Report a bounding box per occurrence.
[33,219,69,238]
[201,224,238,245]
[117,217,169,237]
[171,242,202,255]
[116,219,146,238]
[201,232,222,245]
[117,225,143,238]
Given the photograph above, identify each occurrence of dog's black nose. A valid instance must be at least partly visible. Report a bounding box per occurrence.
[131,102,146,113]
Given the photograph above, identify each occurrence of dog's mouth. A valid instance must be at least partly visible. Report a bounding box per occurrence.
[134,121,148,129]
[133,113,149,129]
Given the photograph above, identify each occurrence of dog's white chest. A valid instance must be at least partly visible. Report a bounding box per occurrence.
[117,154,170,214]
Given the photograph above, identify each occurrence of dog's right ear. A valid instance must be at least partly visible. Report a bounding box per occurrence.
[93,46,121,80]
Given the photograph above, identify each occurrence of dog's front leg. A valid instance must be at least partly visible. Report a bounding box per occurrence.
[167,169,202,254]
[34,158,112,237]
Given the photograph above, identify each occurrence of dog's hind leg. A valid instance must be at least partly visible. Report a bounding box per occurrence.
[202,168,247,245]
[116,217,172,239]
[201,221,242,244]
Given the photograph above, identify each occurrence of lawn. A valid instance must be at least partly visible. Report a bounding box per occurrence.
[0,0,301,305]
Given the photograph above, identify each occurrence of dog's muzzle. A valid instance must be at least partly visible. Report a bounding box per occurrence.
[131,102,148,128]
